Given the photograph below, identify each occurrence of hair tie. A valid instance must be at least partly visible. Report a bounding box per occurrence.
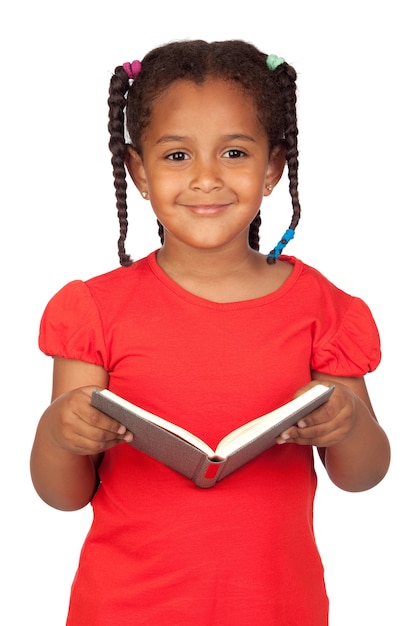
[266,54,285,70]
[267,229,295,260]
[122,60,142,80]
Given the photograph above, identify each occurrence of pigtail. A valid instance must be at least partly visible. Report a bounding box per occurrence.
[108,66,133,267]
[266,60,300,264]
[280,64,300,233]
[249,211,261,251]
[157,220,164,245]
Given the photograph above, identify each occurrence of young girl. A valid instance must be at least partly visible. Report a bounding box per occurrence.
[30,40,390,625]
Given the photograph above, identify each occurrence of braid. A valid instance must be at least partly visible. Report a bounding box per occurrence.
[266,61,300,264]
[157,220,164,245]
[249,211,261,251]
[280,65,300,232]
[108,66,133,266]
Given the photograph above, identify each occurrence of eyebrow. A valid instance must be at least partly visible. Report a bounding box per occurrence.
[155,133,256,144]
[155,135,185,144]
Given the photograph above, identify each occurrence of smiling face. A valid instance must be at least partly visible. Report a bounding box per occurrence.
[126,78,284,257]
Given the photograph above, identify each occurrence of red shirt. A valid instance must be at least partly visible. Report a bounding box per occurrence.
[39,252,380,625]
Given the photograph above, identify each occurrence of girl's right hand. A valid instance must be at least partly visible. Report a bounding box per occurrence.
[43,386,133,456]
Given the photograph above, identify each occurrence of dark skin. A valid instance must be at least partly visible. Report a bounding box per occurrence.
[30,78,390,511]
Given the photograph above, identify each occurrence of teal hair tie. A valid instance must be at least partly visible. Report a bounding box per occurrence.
[266,54,285,70]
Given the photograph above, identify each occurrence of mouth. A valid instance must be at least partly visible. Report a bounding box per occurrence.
[186,203,231,216]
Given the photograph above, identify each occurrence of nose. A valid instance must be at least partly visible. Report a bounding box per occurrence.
[190,157,223,193]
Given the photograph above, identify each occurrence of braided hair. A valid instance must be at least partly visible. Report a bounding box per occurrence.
[107,40,300,266]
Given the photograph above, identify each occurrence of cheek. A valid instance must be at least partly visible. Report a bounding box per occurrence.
[148,172,182,197]
[239,180,266,203]
[233,165,268,193]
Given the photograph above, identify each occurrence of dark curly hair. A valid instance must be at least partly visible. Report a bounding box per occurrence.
[108,39,300,266]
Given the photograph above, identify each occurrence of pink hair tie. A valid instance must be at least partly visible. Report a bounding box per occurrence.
[122,60,142,79]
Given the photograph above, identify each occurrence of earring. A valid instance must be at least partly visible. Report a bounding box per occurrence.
[266,184,273,192]
[141,191,148,199]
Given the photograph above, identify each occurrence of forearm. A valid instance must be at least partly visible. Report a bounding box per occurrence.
[30,416,99,511]
[321,394,390,492]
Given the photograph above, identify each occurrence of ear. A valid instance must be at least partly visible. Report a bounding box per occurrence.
[125,146,148,197]
[264,144,287,196]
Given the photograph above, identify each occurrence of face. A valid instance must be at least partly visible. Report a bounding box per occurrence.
[127,78,284,255]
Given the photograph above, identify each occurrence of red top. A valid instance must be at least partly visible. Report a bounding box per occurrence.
[39,253,381,626]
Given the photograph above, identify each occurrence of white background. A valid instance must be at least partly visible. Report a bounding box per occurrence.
[1,1,415,624]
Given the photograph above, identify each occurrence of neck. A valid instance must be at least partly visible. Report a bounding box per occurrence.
[155,238,281,303]
[156,238,262,280]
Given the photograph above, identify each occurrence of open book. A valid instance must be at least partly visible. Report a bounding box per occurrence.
[91,384,334,488]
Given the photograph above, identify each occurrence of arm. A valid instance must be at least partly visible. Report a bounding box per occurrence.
[30,357,132,511]
[276,373,390,492]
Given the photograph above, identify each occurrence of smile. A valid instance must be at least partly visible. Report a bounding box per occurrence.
[186,204,231,216]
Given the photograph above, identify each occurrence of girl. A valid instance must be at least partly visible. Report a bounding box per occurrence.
[30,40,390,625]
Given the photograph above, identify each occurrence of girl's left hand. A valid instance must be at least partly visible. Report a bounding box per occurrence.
[276,381,357,448]
[276,375,390,491]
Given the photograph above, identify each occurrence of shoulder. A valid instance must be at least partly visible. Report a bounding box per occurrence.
[38,254,156,363]
[292,259,381,374]
[85,255,152,293]
[45,254,157,312]
[281,255,355,307]
[281,256,381,373]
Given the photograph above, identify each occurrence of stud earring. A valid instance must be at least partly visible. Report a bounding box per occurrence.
[141,191,148,199]
[266,184,273,192]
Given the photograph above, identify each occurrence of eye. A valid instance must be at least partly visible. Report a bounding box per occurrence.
[166,151,190,161]
[223,149,247,159]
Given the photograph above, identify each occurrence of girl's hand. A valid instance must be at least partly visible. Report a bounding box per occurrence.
[276,381,356,448]
[31,358,134,510]
[43,386,133,456]
[276,375,390,492]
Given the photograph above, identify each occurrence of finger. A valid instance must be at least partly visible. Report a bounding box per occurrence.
[68,433,130,455]
[277,421,349,448]
[74,421,133,447]
[68,408,133,448]
[276,417,332,445]
[61,419,133,454]
[85,404,124,432]
[71,386,131,437]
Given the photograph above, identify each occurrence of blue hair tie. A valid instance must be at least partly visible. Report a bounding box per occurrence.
[267,229,295,260]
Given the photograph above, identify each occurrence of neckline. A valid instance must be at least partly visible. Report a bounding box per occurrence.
[146,250,302,310]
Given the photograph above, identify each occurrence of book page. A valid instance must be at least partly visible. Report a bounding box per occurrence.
[215,385,332,458]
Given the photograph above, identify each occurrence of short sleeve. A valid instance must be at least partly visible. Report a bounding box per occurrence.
[39,280,108,368]
[311,296,381,377]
